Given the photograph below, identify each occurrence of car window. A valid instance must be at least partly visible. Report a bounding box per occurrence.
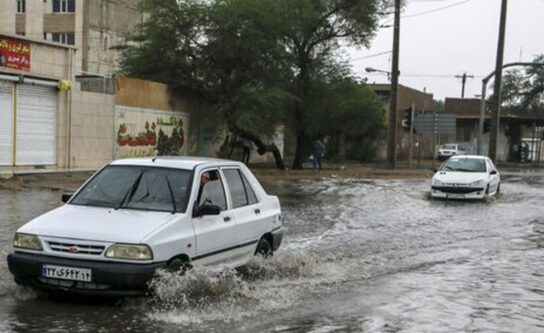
[70,166,193,213]
[486,159,495,173]
[198,170,227,210]
[223,169,249,208]
[440,158,486,172]
[442,144,456,149]
[240,172,258,205]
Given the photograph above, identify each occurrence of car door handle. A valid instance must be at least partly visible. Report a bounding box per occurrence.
[254,208,261,214]
[223,216,231,222]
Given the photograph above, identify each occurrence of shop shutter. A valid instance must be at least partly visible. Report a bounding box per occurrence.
[0,81,14,166]
[16,84,57,165]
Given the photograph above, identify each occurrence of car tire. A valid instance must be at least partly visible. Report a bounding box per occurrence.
[254,238,272,258]
[496,183,500,194]
[167,258,192,273]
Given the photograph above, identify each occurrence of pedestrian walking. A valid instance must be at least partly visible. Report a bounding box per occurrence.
[242,138,252,164]
[311,139,326,173]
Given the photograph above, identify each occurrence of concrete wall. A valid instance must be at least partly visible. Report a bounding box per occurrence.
[0,1,16,34]
[115,75,204,156]
[70,84,116,169]
[83,0,143,75]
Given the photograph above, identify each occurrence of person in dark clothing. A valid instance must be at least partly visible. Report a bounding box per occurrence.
[242,138,252,164]
[311,139,326,172]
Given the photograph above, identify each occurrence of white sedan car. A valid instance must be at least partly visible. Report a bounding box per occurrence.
[431,155,500,200]
[7,157,285,296]
[437,143,466,161]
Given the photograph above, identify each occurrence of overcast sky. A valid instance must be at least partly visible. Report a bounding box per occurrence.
[346,0,544,102]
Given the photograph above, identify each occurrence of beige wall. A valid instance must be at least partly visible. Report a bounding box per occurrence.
[0,1,16,34]
[116,75,203,155]
[70,84,115,168]
[83,0,142,75]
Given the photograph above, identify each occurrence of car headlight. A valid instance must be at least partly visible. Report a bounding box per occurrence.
[469,179,484,187]
[105,244,153,260]
[14,233,43,251]
[432,178,444,186]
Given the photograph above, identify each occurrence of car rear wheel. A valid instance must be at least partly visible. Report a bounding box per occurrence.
[255,238,272,258]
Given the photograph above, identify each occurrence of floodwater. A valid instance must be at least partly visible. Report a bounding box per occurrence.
[1,171,544,332]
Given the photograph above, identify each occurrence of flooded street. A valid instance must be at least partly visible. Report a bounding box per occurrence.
[1,171,544,332]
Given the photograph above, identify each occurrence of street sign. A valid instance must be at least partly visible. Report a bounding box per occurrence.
[414,113,456,135]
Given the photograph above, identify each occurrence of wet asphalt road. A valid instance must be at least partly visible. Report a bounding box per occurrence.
[1,170,544,332]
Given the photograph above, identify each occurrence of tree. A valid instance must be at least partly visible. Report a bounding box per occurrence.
[306,78,385,160]
[118,0,385,169]
[501,55,544,112]
[119,0,290,169]
[271,0,384,168]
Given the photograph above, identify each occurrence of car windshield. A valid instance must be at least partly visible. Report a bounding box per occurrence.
[440,158,486,172]
[442,144,456,150]
[70,165,193,213]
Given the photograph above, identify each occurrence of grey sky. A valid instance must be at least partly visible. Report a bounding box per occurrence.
[347,0,544,102]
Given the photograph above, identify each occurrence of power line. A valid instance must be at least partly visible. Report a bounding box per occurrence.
[403,0,475,19]
[383,0,475,24]
[350,50,392,62]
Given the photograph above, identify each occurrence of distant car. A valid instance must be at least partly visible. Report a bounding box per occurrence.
[437,143,466,161]
[7,157,285,296]
[431,155,500,200]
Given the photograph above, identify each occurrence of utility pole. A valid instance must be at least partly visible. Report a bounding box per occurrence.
[489,0,508,162]
[455,72,474,98]
[387,0,401,169]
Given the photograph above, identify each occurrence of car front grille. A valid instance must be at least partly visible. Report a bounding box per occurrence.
[48,241,105,256]
[432,185,484,194]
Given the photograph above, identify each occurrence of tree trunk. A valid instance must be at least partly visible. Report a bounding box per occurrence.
[238,130,286,170]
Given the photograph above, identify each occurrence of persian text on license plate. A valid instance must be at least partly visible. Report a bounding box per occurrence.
[446,193,465,199]
[42,264,92,282]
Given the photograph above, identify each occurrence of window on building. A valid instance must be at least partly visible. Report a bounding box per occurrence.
[51,33,75,45]
[52,0,75,13]
[17,0,26,13]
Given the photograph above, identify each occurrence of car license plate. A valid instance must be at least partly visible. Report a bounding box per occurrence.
[42,264,92,282]
[446,193,465,199]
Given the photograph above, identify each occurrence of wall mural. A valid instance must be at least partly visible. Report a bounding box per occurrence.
[114,106,190,158]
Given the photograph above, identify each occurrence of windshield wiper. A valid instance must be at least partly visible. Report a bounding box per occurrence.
[165,175,177,214]
[115,172,143,210]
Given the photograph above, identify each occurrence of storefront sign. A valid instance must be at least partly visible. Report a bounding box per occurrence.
[0,37,31,71]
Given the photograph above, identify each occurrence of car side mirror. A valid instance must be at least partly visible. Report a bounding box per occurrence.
[489,170,497,175]
[194,202,221,217]
[61,193,73,203]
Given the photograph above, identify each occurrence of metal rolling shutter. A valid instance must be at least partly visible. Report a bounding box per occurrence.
[0,81,14,166]
[16,84,57,165]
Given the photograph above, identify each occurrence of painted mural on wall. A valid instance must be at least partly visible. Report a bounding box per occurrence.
[0,37,31,71]
[115,106,190,158]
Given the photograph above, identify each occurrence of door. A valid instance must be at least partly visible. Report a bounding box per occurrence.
[191,169,238,265]
[0,81,13,166]
[486,159,500,193]
[16,84,57,165]
[222,168,267,256]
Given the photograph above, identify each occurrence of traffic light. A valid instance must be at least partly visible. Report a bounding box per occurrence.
[402,108,412,128]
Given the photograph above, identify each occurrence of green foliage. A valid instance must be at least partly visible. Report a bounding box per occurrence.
[118,0,385,164]
[306,79,385,160]
[501,55,544,112]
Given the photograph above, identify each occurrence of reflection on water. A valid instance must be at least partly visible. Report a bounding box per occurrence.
[1,173,544,332]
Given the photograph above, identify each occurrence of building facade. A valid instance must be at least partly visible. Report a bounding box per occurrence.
[370,84,436,159]
[0,0,143,76]
[445,98,544,162]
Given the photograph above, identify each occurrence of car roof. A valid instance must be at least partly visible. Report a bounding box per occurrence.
[109,156,243,170]
[448,154,487,160]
